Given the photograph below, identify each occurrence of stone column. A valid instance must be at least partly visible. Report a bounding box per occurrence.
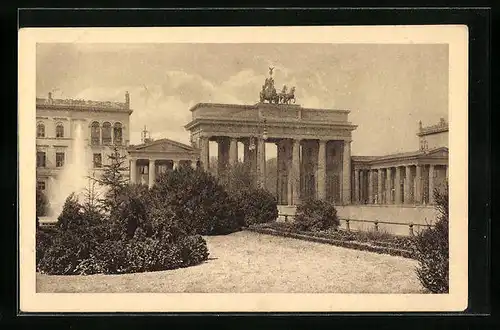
[354,169,360,204]
[217,137,229,177]
[199,136,209,172]
[257,137,266,189]
[404,165,412,204]
[229,137,238,166]
[148,159,156,189]
[317,140,326,200]
[368,170,373,204]
[395,166,402,204]
[429,164,435,204]
[342,140,351,204]
[173,160,179,170]
[377,168,383,204]
[129,158,137,184]
[386,168,392,204]
[291,139,301,205]
[415,165,422,204]
[445,165,449,180]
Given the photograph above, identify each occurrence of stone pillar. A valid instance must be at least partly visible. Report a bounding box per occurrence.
[217,137,229,177]
[342,140,351,204]
[229,137,238,166]
[377,168,383,204]
[291,139,301,205]
[317,140,326,200]
[386,168,392,204]
[173,160,179,170]
[354,169,360,203]
[445,165,448,180]
[395,166,402,204]
[257,138,266,189]
[415,165,422,204]
[148,159,156,189]
[368,170,373,204]
[404,165,412,204]
[129,158,137,184]
[429,164,435,204]
[190,160,197,169]
[199,136,209,172]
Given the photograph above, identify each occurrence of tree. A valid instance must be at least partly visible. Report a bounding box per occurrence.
[82,172,103,214]
[414,181,449,293]
[93,146,128,213]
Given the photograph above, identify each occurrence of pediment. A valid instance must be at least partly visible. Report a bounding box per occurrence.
[421,147,449,158]
[131,139,196,154]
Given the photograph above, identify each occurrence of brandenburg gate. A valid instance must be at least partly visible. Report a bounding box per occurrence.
[185,69,357,206]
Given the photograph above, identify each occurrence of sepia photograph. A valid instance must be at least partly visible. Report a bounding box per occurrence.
[19,26,468,312]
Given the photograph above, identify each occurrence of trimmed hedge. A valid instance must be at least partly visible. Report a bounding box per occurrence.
[247,226,414,259]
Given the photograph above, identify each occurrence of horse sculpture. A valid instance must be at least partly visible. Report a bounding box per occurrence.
[260,78,280,104]
[279,86,296,104]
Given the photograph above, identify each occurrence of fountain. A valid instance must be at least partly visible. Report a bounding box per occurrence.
[47,120,90,219]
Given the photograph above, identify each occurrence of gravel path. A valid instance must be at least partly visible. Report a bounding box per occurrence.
[37,231,424,293]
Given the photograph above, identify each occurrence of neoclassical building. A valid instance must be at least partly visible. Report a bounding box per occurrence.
[127,132,199,188]
[351,118,448,206]
[36,92,132,197]
[185,101,356,206]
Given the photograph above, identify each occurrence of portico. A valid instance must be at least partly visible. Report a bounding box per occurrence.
[127,138,199,188]
[185,102,357,205]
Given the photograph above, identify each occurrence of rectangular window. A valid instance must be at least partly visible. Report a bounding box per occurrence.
[36,151,46,168]
[56,152,65,167]
[37,181,46,191]
[93,153,102,168]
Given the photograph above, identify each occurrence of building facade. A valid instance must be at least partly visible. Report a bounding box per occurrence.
[351,118,448,206]
[36,92,132,198]
[128,137,200,188]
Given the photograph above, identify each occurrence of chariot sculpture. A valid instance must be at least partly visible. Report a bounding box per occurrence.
[259,67,296,105]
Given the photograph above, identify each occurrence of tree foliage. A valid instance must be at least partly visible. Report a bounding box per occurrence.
[414,182,449,293]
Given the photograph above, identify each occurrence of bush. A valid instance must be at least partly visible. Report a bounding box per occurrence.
[232,188,278,226]
[37,187,210,275]
[414,183,449,293]
[151,166,242,235]
[294,198,339,232]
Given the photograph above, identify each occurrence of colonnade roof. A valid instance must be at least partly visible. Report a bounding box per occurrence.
[352,147,449,166]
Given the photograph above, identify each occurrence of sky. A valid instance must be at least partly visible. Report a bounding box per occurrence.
[36,43,448,157]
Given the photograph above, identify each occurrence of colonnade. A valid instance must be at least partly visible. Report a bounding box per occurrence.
[352,164,448,205]
[129,157,197,188]
[198,136,352,205]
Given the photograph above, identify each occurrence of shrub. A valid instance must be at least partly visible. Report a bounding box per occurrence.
[294,198,339,232]
[35,229,53,267]
[151,166,242,235]
[232,188,278,226]
[177,235,210,267]
[414,183,449,293]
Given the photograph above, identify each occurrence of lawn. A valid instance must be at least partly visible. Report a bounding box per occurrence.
[37,231,425,293]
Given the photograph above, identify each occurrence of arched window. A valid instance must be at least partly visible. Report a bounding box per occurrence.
[102,122,112,144]
[113,122,123,145]
[55,123,64,138]
[37,123,45,138]
[91,121,100,145]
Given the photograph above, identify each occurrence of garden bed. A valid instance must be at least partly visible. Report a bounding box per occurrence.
[247,222,416,259]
